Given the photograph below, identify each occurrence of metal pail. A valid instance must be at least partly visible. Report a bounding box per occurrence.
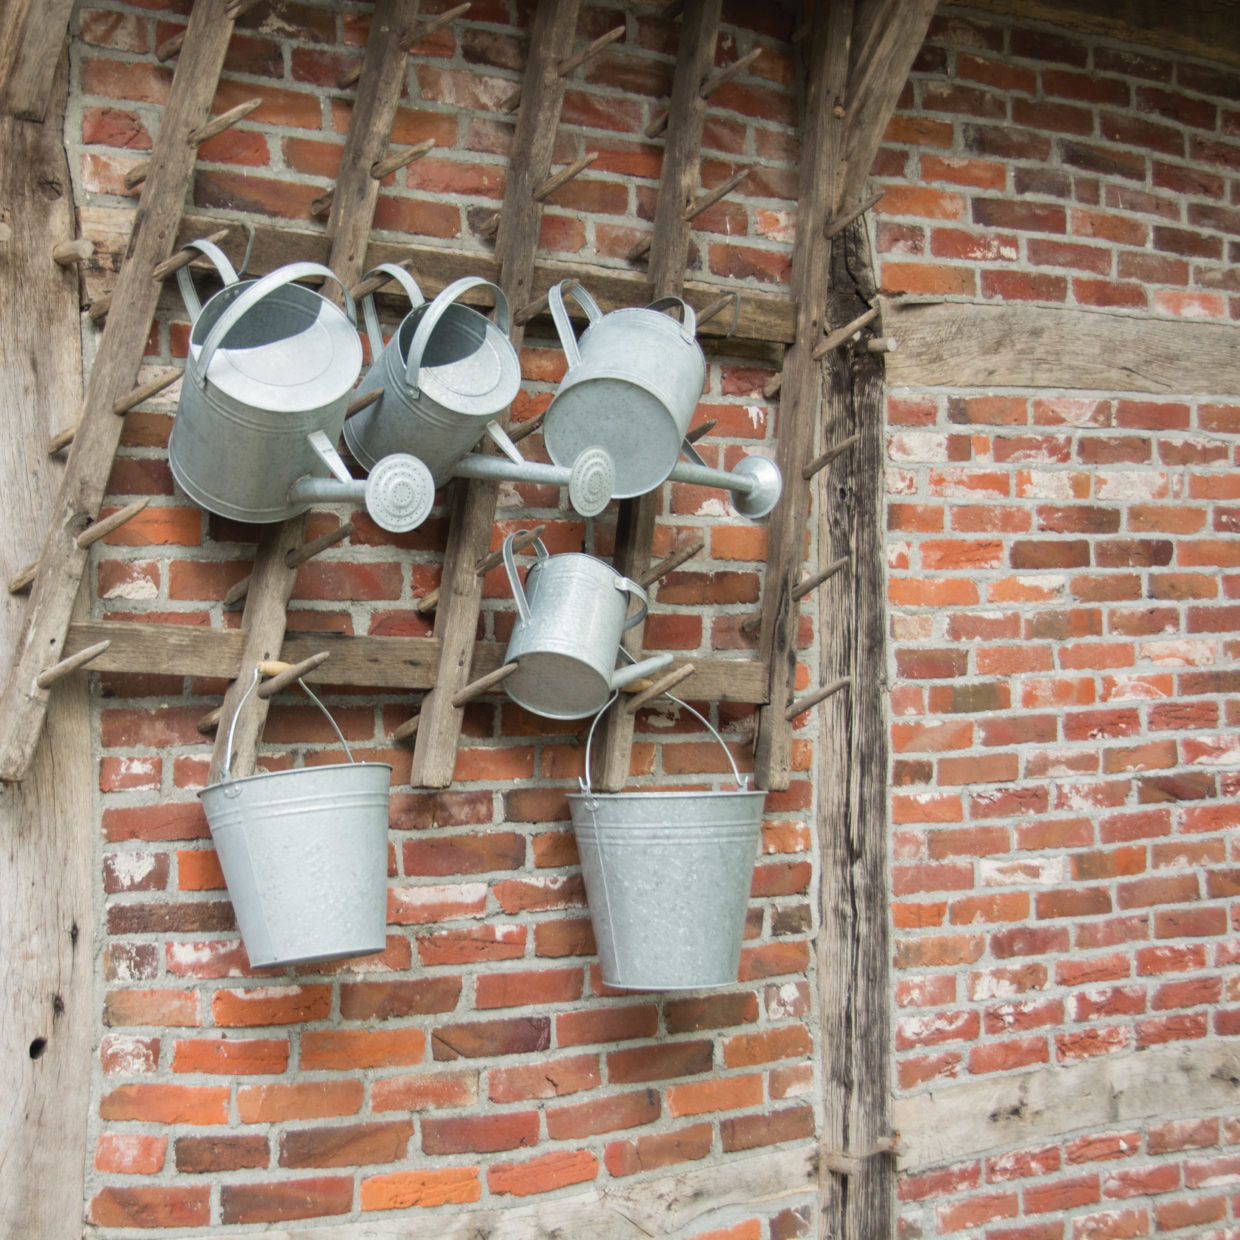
[344,266,521,484]
[569,695,764,990]
[199,672,390,969]
[169,241,363,523]
[501,531,673,720]
[543,281,706,498]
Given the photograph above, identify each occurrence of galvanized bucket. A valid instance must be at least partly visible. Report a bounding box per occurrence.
[199,670,390,969]
[344,265,521,483]
[570,694,764,990]
[543,280,706,498]
[501,530,673,720]
[169,239,364,523]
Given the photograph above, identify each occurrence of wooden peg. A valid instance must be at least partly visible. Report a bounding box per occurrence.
[684,419,716,445]
[391,712,421,742]
[506,410,545,444]
[336,3,471,88]
[534,152,598,202]
[636,538,705,588]
[124,101,261,188]
[256,651,331,699]
[35,640,110,690]
[49,368,183,454]
[46,423,78,456]
[451,661,518,708]
[695,294,738,330]
[865,336,898,353]
[624,662,695,714]
[151,229,231,282]
[683,167,749,223]
[349,260,415,302]
[371,137,436,181]
[477,212,502,238]
[7,562,38,594]
[52,238,94,267]
[824,190,883,241]
[345,388,383,419]
[197,706,223,734]
[802,433,860,480]
[700,47,762,99]
[226,523,354,605]
[417,524,546,613]
[762,371,783,399]
[515,282,577,326]
[626,232,654,261]
[811,306,880,360]
[76,499,151,549]
[644,109,670,140]
[786,676,851,721]
[558,25,624,77]
[790,555,850,602]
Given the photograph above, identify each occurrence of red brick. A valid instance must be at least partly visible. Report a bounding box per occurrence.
[95,1132,167,1175]
[171,1038,287,1075]
[488,1148,599,1196]
[546,1088,660,1140]
[175,1134,268,1174]
[604,1122,714,1177]
[421,1111,539,1155]
[211,986,331,1027]
[236,1081,364,1123]
[720,1104,814,1152]
[488,1053,600,1104]
[100,1083,229,1126]
[279,1121,414,1169]
[90,1187,210,1229]
[220,1177,352,1225]
[301,1028,425,1071]
[1025,1175,1101,1214]
[432,1015,551,1062]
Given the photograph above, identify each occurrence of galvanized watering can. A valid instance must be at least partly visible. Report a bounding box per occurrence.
[571,692,765,991]
[199,669,391,969]
[500,530,674,720]
[344,264,522,483]
[169,239,367,524]
[543,280,707,498]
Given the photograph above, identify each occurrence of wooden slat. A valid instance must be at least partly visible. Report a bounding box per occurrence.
[0,0,240,783]
[207,0,421,783]
[593,0,721,792]
[883,297,1240,394]
[0,0,74,121]
[410,0,583,787]
[0,53,93,1240]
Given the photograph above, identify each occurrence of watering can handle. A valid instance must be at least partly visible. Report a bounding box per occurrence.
[548,279,603,372]
[359,263,425,363]
[192,262,360,389]
[404,277,511,396]
[500,529,549,626]
[614,576,648,630]
[580,690,749,795]
[175,238,239,323]
[647,295,698,345]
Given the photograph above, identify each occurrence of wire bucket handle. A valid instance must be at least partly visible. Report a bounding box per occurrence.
[219,667,355,781]
[579,689,749,797]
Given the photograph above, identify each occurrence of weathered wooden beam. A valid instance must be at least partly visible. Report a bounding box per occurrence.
[0,0,74,121]
[89,227,230,323]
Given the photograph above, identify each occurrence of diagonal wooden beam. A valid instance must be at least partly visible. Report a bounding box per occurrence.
[0,0,74,122]
[409,0,585,787]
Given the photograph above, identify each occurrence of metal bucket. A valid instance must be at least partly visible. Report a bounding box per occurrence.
[344,266,521,484]
[501,530,673,720]
[569,695,764,990]
[543,280,706,498]
[169,240,364,523]
[199,671,390,969]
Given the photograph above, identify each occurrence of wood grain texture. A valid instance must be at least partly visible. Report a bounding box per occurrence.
[0,0,238,783]
[0,55,93,1240]
[0,0,75,121]
[593,0,721,792]
[410,0,583,787]
[883,296,1240,394]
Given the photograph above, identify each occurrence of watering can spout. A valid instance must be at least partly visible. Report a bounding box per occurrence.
[609,651,675,694]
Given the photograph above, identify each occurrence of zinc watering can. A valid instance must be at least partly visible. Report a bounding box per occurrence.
[500,531,674,720]
[543,280,707,499]
[168,241,433,532]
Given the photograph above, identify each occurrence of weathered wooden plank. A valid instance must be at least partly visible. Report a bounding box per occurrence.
[0,0,74,121]
[594,0,721,792]
[0,56,92,1240]
[410,0,583,787]
[62,621,770,703]
[0,0,239,783]
[894,1042,1240,1170]
[173,1144,817,1240]
[883,297,1240,394]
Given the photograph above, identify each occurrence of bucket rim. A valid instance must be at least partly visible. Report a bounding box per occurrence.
[569,787,764,804]
[200,761,392,799]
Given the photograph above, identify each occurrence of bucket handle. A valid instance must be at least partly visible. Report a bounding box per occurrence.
[219,667,355,781]
[580,690,749,796]
[175,238,239,323]
[548,279,603,372]
[403,277,511,396]
[191,262,360,389]
[500,529,550,626]
[646,295,698,346]
[359,263,425,363]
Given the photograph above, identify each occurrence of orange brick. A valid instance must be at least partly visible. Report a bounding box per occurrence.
[360,1167,481,1211]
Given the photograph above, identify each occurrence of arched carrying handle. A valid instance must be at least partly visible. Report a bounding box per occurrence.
[359,263,425,363]
[175,238,239,323]
[500,529,550,626]
[647,295,698,346]
[613,575,649,631]
[404,277,510,396]
[548,279,603,372]
[192,262,359,389]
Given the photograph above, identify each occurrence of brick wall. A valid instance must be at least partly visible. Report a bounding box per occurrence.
[879,11,1240,1240]
[74,2,818,1235]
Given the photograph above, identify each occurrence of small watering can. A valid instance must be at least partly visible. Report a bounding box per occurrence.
[543,280,707,499]
[501,531,674,720]
[168,239,365,524]
[343,264,522,484]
